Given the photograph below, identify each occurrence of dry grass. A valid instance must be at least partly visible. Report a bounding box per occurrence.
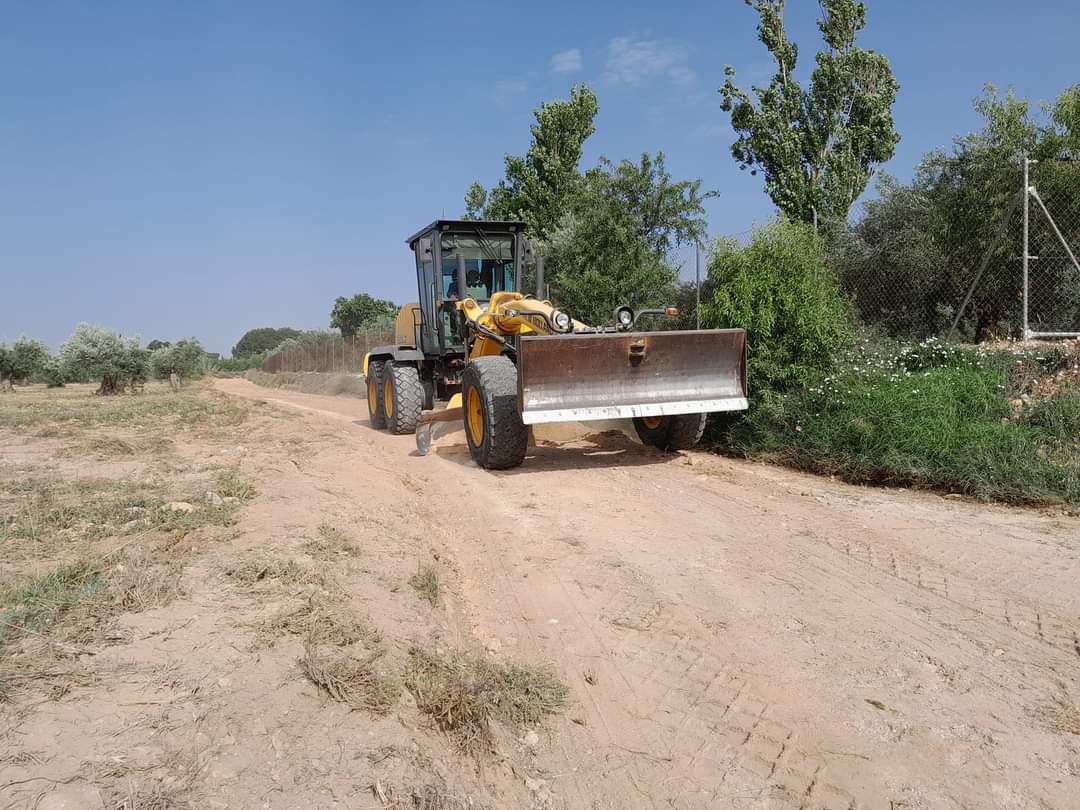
[303,523,361,560]
[214,469,256,501]
[257,594,380,649]
[409,562,441,608]
[219,554,321,588]
[404,646,568,752]
[301,644,399,714]
[371,781,479,809]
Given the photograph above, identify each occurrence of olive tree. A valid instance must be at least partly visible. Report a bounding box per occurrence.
[0,337,49,392]
[149,339,207,389]
[59,324,148,395]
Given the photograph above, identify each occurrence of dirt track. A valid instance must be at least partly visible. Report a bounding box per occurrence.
[208,378,1080,809]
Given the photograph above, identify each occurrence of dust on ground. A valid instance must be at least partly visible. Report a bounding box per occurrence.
[2,379,1079,809]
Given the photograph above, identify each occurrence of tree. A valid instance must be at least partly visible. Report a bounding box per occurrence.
[149,339,207,387]
[59,324,148,395]
[147,339,172,351]
[465,85,599,239]
[0,337,49,392]
[547,153,713,325]
[330,293,398,336]
[232,328,301,358]
[720,0,900,226]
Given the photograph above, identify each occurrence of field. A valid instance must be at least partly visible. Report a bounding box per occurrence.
[2,380,1079,809]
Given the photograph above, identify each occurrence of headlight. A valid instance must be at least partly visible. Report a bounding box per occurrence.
[616,307,634,329]
[553,310,571,331]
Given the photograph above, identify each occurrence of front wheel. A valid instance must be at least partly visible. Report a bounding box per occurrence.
[384,362,424,435]
[462,356,528,470]
[633,413,707,451]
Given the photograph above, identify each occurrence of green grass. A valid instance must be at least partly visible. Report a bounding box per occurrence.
[0,562,105,644]
[718,341,1080,506]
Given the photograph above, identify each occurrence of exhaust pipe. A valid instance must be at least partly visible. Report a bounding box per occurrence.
[535,255,545,300]
[455,254,467,300]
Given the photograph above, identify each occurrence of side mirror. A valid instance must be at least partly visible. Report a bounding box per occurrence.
[418,237,433,258]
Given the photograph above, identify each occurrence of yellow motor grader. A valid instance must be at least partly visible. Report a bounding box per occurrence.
[363,220,748,469]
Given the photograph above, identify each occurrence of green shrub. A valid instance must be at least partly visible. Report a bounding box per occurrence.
[703,220,852,392]
[723,344,1080,506]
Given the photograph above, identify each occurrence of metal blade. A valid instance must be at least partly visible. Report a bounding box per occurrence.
[516,329,747,426]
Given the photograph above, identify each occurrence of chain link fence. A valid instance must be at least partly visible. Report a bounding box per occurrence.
[261,327,395,375]
[834,158,1080,342]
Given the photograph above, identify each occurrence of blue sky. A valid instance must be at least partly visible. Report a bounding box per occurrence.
[3,1,1079,355]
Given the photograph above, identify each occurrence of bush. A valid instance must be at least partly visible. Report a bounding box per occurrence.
[722,342,1080,506]
[59,324,148,395]
[703,220,852,392]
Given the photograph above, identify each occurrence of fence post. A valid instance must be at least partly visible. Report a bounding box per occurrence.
[1023,156,1031,340]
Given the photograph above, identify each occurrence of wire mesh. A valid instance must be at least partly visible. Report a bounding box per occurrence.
[260,326,395,375]
[836,158,1080,342]
[1026,159,1080,336]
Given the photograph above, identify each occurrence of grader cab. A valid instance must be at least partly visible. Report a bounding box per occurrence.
[363,220,748,469]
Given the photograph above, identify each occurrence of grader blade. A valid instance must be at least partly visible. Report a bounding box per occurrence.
[516,329,748,425]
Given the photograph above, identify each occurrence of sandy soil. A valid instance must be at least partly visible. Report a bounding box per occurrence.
[3,379,1079,809]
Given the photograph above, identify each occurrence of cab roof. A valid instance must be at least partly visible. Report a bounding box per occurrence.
[405,219,527,247]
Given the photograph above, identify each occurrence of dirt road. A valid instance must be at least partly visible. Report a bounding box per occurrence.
[208,378,1080,809]
[4,379,1077,810]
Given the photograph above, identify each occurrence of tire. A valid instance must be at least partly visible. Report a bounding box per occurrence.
[462,356,528,470]
[366,361,386,429]
[633,413,707,451]
[384,362,423,435]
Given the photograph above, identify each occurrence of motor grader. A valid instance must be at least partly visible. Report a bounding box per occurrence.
[363,219,748,470]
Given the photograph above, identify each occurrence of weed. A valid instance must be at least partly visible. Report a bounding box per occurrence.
[718,341,1080,506]
[214,469,256,501]
[301,645,399,714]
[409,562,441,608]
[404,646,567,752]
[0,562,105,645]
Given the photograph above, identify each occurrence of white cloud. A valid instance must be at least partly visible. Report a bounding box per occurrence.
[604,37,695,87]
[549,48,583,74]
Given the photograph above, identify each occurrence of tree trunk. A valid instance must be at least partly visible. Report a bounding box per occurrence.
[169,372,181,391]
[97,374,122,396]
[0,377,13,393]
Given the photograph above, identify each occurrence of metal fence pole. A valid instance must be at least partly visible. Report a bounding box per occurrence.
[1023,156,1031,340]
[695,242,701,330]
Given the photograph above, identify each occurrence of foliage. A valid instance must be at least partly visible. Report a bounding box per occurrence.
[719,340,1080,506]
[59,324,148,395]
[833,84,1080,339]
[232,327,301,358]
[720,0,900,225]
[149,338,207,382]
[146,340,171,351]
[37,356,67,388]
[330,293,398,336]
[547,153,712,325]
[212,355,266,375]
[465,85,599,239]
[703,220,852,392]
[0,337,50,389]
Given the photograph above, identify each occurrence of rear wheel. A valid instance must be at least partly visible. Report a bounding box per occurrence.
[366,361,386,429]
[633,413,707,451]
[384,362,423,435]
[462,356,528,470]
